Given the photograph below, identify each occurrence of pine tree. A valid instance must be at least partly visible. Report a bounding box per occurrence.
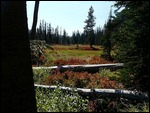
[84,6,96,48]
[44,21,47,43]
[47,23,52,44]
[76,30,80,47]
[113,1,149,92]
[55,26,59,44]
[72,31,76,45]
[39,20,42,40]
[62,29,67,45]
[95,26,102,45]
[102,8,113,61]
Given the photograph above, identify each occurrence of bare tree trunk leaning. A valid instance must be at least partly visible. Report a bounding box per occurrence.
[30,1,39,40]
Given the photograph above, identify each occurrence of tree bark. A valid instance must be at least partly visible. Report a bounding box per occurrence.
[1,1,37,112]
[34,84,149,101]
[30,1,39,40]
[32,63,124,73]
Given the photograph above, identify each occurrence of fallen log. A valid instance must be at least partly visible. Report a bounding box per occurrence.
[32,63,124,73]
[34,84,149,101]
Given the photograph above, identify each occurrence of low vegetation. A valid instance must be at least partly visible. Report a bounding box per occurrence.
[43,70,124,89]
[35,84,149,112]
[31,44,109,66]
[35,85,89,112]
[32,45,149,112]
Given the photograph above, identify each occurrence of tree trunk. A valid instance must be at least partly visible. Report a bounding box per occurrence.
[30,1,39,40]
[1,1,37,112]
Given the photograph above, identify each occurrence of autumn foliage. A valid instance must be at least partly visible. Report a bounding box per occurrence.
[44,70,124,89]
[53,56,113,66]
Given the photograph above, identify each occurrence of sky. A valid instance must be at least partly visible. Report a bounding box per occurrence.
[27,1,116,36]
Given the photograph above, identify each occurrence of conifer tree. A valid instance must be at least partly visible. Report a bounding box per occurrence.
[84,6,96,48]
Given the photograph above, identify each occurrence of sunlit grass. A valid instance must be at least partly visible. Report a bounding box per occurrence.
[43,45,103,66]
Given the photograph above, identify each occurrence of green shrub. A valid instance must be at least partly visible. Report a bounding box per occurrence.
[119,102,149,112]
[33,68,50,84]
[35,85,89,112]
[99,69,121,81]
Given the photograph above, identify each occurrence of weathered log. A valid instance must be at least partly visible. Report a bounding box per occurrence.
[34,84,149,101]
[32,63,124,73]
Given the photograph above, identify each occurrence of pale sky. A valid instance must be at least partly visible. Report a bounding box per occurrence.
[27,1,116,36]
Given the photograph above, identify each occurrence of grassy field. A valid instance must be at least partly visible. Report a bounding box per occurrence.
[42,44,113,66]
[47,45,101,58]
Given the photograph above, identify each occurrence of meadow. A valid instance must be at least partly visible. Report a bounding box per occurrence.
[36,44,113,66]
[32,44,149,112]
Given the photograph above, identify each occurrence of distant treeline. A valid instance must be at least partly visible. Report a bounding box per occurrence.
[29,20,105,46]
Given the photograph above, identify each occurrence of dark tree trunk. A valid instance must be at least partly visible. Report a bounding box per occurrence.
[30,1,39,40]
[1,1,37,112]
[107,40,112,61]
[90,33,93,48]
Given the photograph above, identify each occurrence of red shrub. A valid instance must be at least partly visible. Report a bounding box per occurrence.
[88,56,113,64]
[43,70,124,89]
[53,58,87,65]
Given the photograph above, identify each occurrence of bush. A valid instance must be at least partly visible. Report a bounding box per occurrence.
[89,56,113,64]
[119,102,149,112]
[33,68,50,84]
[99,69,121,81]
[44,70,124,89]
[35,85,89,112]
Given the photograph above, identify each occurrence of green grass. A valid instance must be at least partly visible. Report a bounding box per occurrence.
[56,49,101,59]
[43,45,102,66]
